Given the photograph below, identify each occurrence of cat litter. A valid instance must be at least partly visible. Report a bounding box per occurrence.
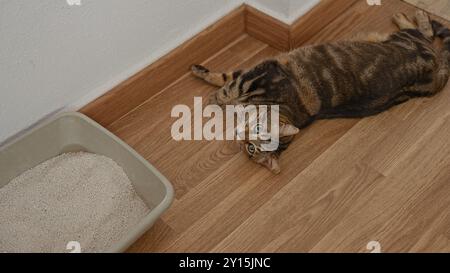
[0,152,150,253]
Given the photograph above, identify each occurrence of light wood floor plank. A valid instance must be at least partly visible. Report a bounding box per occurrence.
[162,119,356,252]
[311,116,450,252]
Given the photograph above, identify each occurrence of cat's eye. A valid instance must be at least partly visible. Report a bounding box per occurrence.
[254,124,261,134]
[246,143,256,155]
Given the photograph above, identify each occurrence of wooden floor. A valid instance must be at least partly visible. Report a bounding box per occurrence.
[404,0,450,21]
[96,0,450,252]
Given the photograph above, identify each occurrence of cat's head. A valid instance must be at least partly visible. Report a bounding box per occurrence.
[239,122,299,174]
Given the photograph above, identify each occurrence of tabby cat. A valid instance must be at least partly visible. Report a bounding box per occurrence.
[191,11,450,174]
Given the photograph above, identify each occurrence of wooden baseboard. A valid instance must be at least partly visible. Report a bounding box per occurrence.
[81,1,351,125]
[245,0,359,51]
[245,5,290,51]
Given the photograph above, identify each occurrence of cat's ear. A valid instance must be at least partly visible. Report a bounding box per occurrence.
[279,124,300,137]
[261,154,281,174]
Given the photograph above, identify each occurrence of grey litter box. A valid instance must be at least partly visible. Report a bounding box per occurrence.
[0,112,174,253]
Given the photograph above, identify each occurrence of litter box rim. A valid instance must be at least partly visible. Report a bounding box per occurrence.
[0,112,174,253]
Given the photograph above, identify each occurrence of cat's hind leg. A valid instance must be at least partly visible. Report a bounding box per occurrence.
[414,10,434,39]
[403,65,450,98]
[402,21,450,98]
[191,64,241,87]
[393,13,416,30]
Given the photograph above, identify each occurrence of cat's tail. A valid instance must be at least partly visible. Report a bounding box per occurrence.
[432,20,450,61]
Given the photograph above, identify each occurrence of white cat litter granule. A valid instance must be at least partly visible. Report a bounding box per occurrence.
[0,152,150,253]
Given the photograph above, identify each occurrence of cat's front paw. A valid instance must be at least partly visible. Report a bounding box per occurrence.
[191,64,209,78]
[207,92,219,105]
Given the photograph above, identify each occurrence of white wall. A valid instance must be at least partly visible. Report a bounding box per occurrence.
[0,0,318,145]
[247,0,291,22]
[0,0,243,144]
[288,0,320,24]
[248,0,319,24]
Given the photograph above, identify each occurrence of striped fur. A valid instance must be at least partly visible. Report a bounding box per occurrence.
[192,12,450,173]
